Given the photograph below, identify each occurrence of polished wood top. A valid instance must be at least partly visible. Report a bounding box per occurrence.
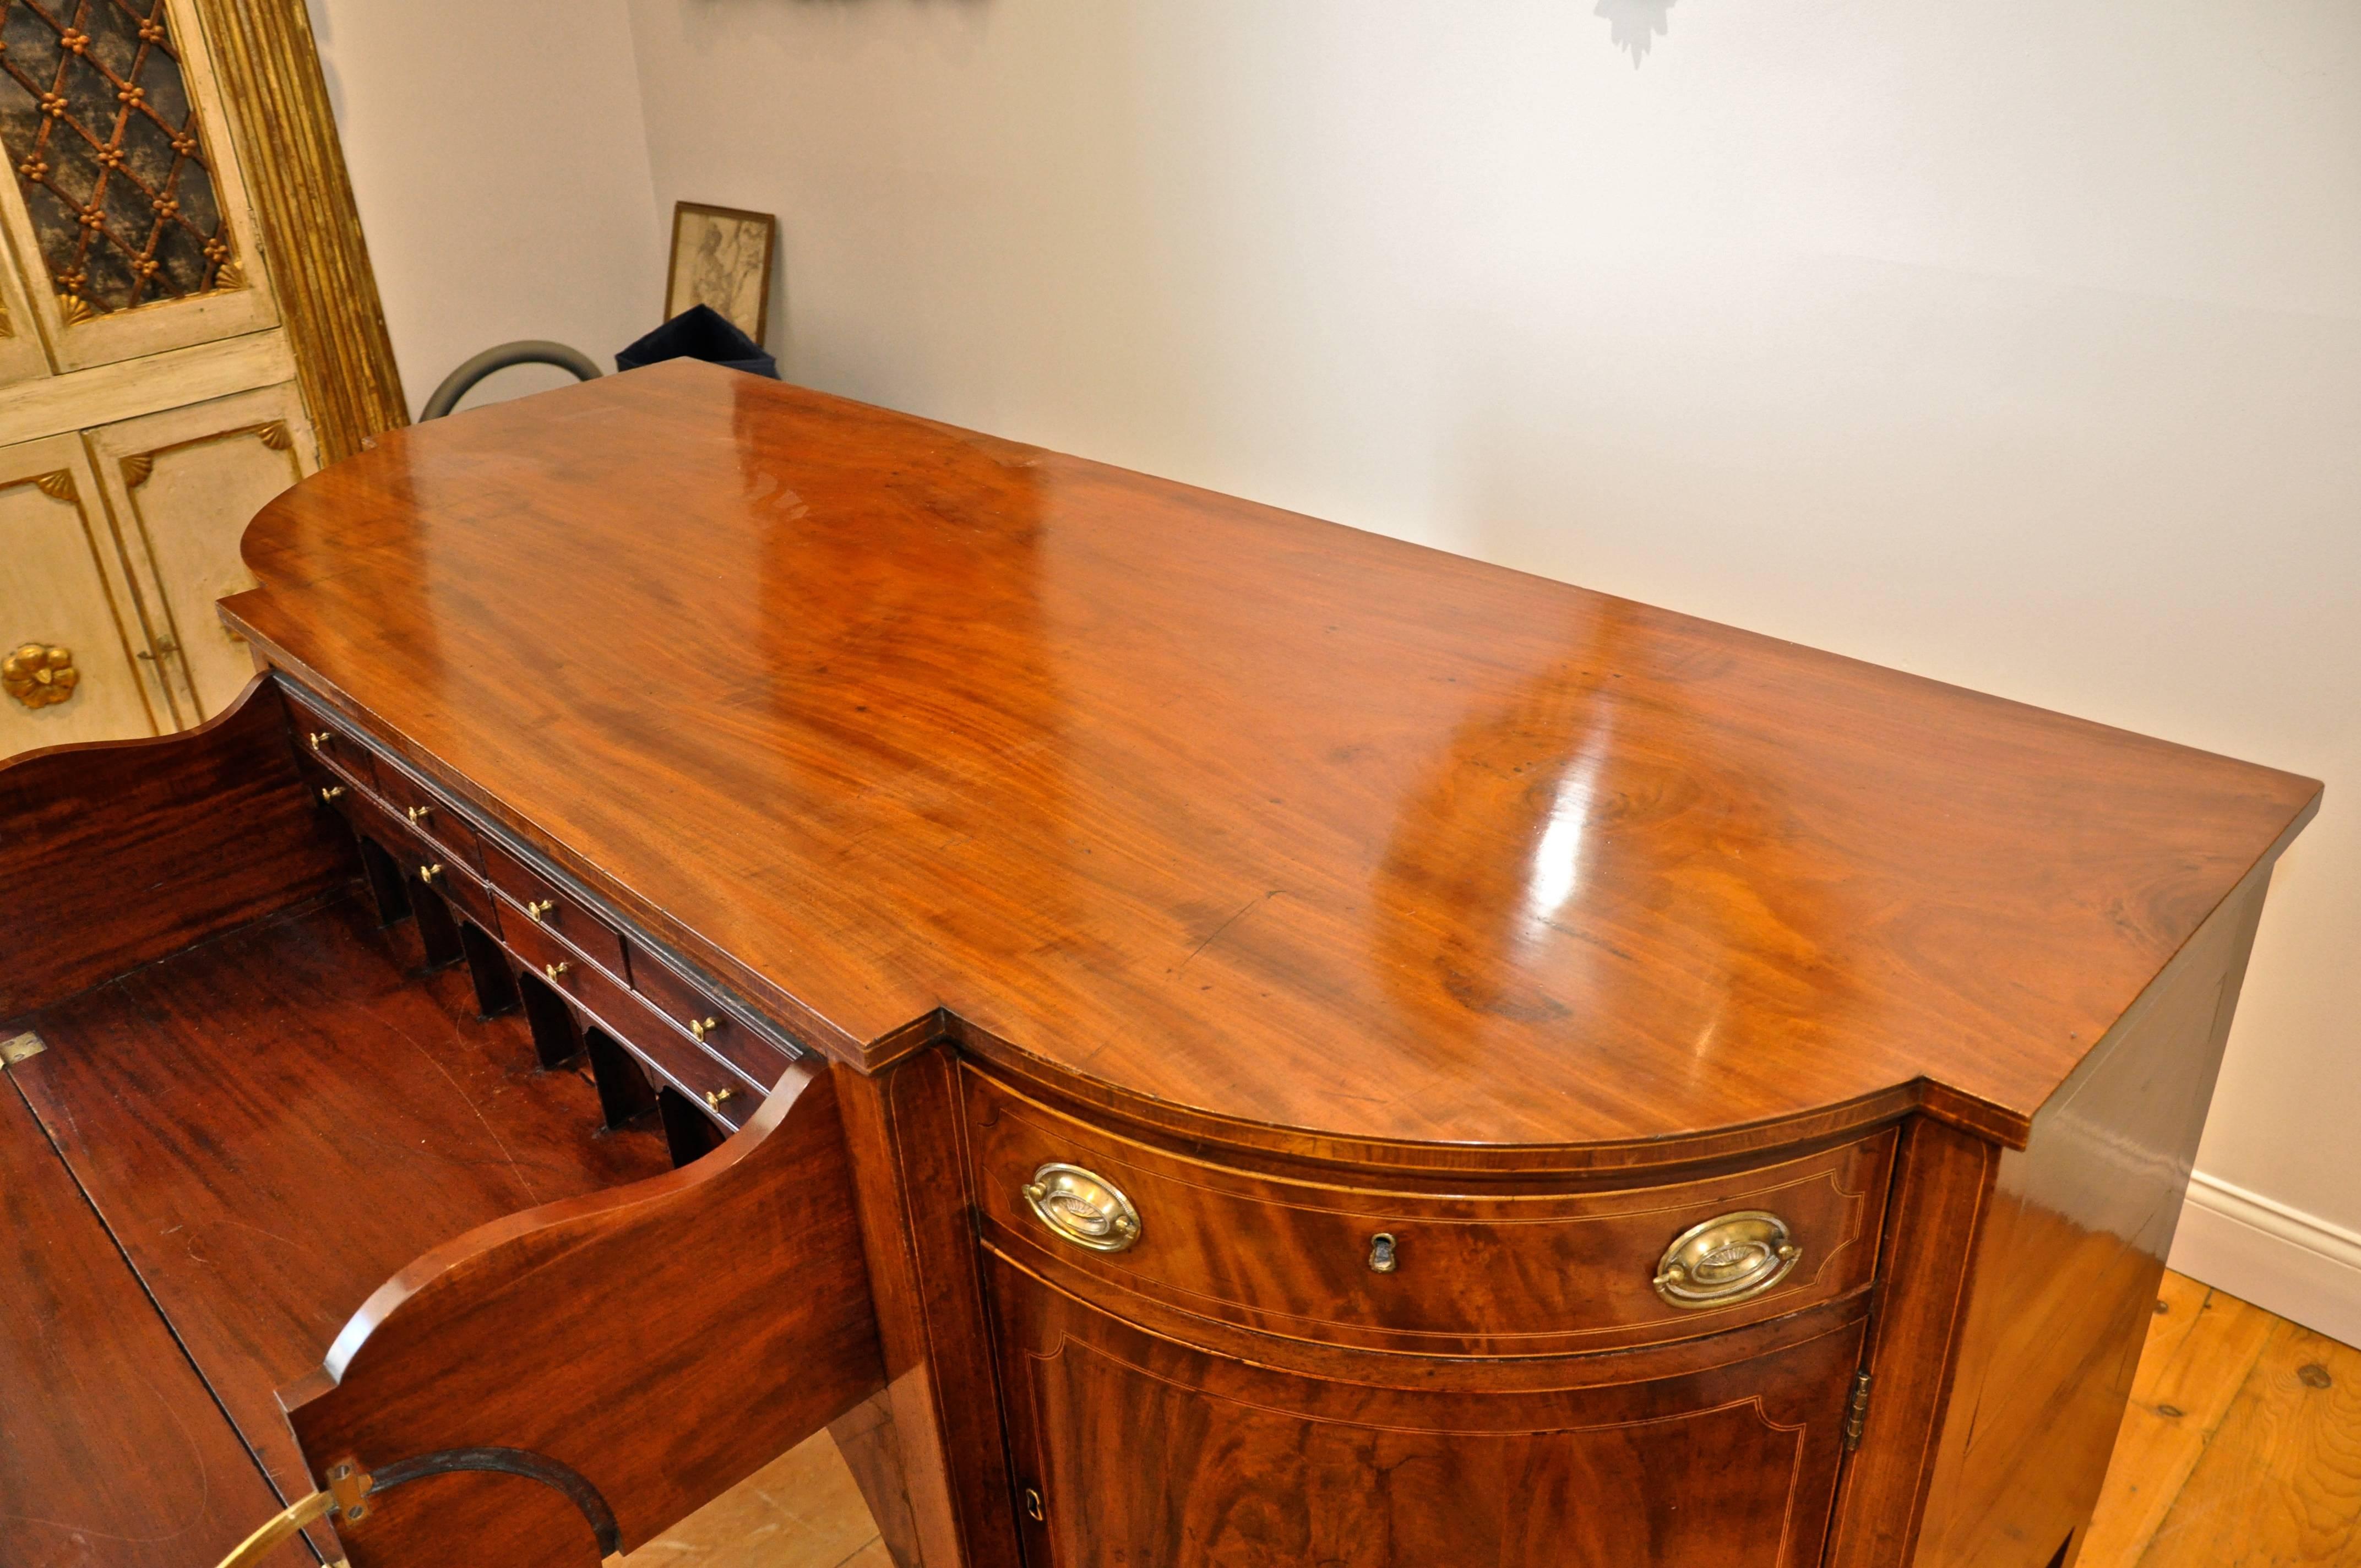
[224,361,2318,1158]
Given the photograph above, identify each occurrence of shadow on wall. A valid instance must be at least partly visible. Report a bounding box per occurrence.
[1596,0,1677,64]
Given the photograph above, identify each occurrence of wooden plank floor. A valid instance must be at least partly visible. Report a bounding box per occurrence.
[637,1269,2361,1568]
[2084,1270,2361,1567]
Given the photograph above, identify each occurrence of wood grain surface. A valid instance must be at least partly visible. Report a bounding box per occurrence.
[3,892,674,1511]
[222,360,2318,1161]
[988,1248,1866,1568]
[0,673,350,1016]
[288,1060,885,1568]
[0,1079,311,1568]
[2085,1272,2361,1567]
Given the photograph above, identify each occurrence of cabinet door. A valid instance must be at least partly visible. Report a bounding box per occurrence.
[0,433,162,752]
[86,380,313,721]
[989,1251,1864,1568]
[0,0,277,372]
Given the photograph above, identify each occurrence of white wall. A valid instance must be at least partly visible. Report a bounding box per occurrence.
[332,0,2361,1335]
[305,0,665,416]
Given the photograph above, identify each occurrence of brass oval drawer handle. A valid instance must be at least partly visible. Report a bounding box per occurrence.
[317,785,346,803]
[523,899,556,922]
[1021,1163,1142,1253]
[1653,1210,1802,1309]
[544,961,569,981]
[406,803,432,825]
[417,862,443,885]
[689,1016,721,1042]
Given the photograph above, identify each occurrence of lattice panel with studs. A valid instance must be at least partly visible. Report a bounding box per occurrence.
[0,0,237,317]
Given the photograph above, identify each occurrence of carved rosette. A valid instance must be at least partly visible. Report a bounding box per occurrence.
[3,644,78,709]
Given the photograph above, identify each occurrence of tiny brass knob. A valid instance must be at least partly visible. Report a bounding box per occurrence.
[418,862,443,885]
[1021,1163,1142,1253]
[1367,1232,1399,1274]
[318,785,346,803]
[524,899,556,921]
[1653,1211,1802,1309]
[544,961,569,981]
[307,730,333,750]
[406,804,432,824]
[689,1016,720,1042]
[3,643,77,709]
[704,1087,735,1109]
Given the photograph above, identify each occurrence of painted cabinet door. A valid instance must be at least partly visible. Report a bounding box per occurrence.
[84,381,315,722]
[0,433,164,751]
[0,0,276,373]
[989,1251,1864,1568]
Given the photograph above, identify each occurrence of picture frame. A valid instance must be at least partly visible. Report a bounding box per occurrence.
[663,201,777,346]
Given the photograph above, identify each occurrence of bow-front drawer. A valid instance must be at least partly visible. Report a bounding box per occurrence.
[964,1068,1895,1357]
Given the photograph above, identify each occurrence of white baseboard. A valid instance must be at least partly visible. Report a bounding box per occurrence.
[2169,1170,2361,1349]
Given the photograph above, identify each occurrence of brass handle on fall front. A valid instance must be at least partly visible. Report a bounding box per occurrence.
[1022,1163,1142,1253]
[1653,1210,1802,1308]
[212,1460,372,1568]
[689,1016,720,1042]
[524,898,556,921]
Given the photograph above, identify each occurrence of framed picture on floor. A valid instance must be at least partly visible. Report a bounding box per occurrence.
[663,202,777,345]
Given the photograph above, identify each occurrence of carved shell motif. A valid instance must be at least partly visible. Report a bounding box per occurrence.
[3,644,78,709]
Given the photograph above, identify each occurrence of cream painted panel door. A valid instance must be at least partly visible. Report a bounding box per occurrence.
[85,380,315,721]
[0,432,163,750]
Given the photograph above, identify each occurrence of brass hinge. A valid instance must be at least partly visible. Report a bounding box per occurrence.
[1,1031,45,1066]
[1842,1369,1874,1452]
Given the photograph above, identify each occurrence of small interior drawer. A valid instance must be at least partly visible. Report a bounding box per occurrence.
[388,829,501,935]
[373,764,484,873]
[510,917,759,1129]
[964,1068,1896,1357]
[481,838,630,978]
[625,943,787,1090]
[280,688,377,793]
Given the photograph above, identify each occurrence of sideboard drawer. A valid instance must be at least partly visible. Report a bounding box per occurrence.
[374,764,485,874]
[481,836,631,978]
[625,943,790,1090]
[281,688,377,794]
[964,1069,1895,1357]
[506,913,760,1129]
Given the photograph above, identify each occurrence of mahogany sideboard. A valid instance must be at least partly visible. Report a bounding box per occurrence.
[0,360,2319,1568]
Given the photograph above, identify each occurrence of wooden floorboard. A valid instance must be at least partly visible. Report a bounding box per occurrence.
[3,892,674,1513]
[2085,1271,2361,1567]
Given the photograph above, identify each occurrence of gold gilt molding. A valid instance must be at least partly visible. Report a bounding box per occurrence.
[185,0,407,464]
